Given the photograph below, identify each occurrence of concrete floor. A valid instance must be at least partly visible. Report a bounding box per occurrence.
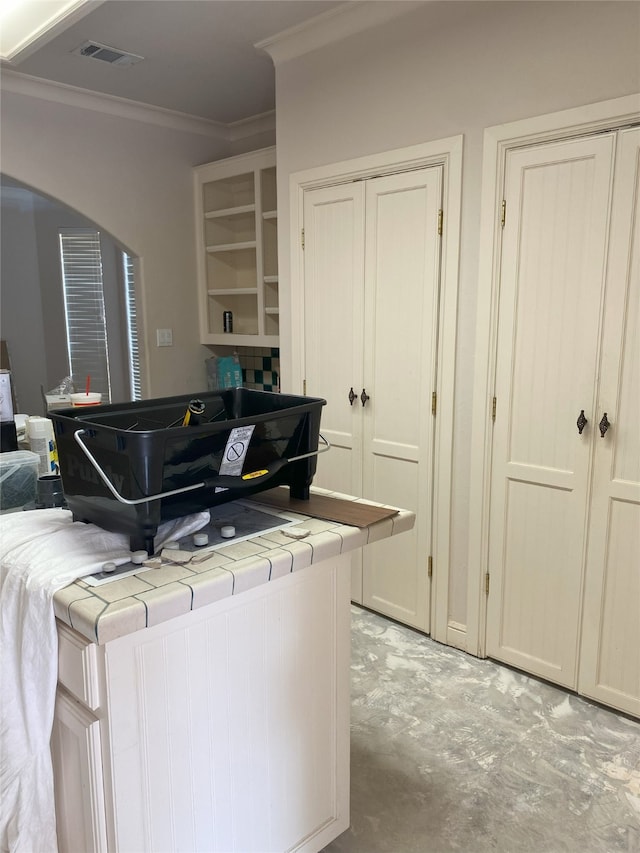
[322,606,640,853]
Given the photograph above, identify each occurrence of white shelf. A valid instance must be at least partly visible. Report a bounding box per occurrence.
[205,203,256,219]
[202,333,280,348]
[194,147,279,345]
[207,288,258,296]
[206,240,256,253]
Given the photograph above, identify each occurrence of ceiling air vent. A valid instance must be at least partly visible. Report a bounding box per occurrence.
[72,41,144,67]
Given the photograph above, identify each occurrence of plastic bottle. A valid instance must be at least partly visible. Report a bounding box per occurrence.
[27,416,58,475]
[0,370,18,452]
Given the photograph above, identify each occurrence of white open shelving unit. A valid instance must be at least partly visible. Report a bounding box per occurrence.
[194,146,279,347]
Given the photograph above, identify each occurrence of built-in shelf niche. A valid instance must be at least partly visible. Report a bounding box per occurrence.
[194,148,278,346]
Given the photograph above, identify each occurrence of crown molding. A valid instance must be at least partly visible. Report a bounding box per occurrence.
[1,0,104,63]
[0,69,275,141]
[226,109,276,142]
[255,0,425,66]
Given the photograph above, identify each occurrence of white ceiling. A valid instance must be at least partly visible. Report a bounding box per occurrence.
[1,0,344,124]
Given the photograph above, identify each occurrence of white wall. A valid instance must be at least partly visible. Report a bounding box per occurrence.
[0,189,47,414]
[0,81,274,398]
[273,1,640,630]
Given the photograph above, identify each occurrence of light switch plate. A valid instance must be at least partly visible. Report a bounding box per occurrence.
[156,328,173,347]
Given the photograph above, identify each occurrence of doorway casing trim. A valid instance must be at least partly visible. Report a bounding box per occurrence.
[467,93,640,658]
[288,136,463,643]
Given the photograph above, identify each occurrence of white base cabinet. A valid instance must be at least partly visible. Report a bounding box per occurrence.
[52,555,352,852]
[51,689,108,853]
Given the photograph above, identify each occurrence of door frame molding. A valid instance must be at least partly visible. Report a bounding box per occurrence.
[289,136,463,642]
[467,94,640,657]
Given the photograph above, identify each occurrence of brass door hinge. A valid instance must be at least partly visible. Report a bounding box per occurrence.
[492,397,497,421]
[428,555,433,578]
[437,209,443,236]
[301,228,305,250]
[432,391,437,416]
[500,200,506,228]
[485,572,490,595]
[303,379,307,395]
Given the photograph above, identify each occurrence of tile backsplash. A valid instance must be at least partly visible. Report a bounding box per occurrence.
[236,348,280,392]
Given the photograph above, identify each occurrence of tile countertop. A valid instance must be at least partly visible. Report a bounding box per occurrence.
[53,488,415,646]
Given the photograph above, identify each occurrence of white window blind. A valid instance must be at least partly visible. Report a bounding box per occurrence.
[59,229,111,399]
[123,252,142,400]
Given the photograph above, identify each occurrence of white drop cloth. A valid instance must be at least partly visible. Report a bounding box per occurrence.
[0,508,209,853]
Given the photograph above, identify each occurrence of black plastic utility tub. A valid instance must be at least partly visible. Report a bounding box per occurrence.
[50,388,327,554]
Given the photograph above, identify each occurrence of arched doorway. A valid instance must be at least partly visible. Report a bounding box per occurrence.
[0,175,141,415]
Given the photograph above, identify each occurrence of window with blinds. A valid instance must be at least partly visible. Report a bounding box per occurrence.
[59,229,111,399]
[123,252,142,400]
[59,229,141,401]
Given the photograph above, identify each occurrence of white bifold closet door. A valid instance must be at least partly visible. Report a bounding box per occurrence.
[303,167,443,633]
[486,128,639,717]
[578,128,640,715]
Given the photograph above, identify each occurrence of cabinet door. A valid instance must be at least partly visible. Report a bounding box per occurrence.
[51,690,108,853]
[486,134,616,687]
[303,183,366,601]
[361,168,442,632]
[579,128,640,717]
[303,182,366,496]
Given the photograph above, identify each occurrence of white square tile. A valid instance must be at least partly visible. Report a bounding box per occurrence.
[366,517,395,544]
[137,563,197,587]
[391,510,416,536]
[96,599,147,644]
[267,548,293,579]
[256,529,297,546]
[336,525,367,552]
[327,491,359,502]
[189,551,234,572]
[186,568,234,609]
[91,574,154,604]
[285,540,313,572]
[69,596,107,643]
[229,557,271,594]
[218,539,268,560]
[300,518,340,534]
[306,531,343,564]
[135,582,193,628]
[309,486,336,497]
[53,584,93,624]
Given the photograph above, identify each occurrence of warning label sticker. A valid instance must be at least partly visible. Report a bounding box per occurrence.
[215,425,255,492]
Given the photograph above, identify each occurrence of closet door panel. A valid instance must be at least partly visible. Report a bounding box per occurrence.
[486,135,616,687]
[303,184,365,497]
[579,128,640,716]
[361,169,442,632]
[364,454,421,621]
